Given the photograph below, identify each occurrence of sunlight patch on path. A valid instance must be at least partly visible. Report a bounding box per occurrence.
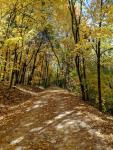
[30,127,43,132]
[32,104,40,109]
[15,146,24,150]
[0,116,3,121]
[33,101,47,105]
[55,118,89,132]
[10,136,24,145]
[45,120,54,125]
[26,107,32,112]
[55,116,113,147]
[0,146,3,150]
[87,112,106,122]
[24,122,33,127]
[25,100,47,112]
[54,111,74,120]
[28,111,75,135]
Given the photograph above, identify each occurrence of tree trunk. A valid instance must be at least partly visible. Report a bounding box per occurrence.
[28,40,42,85]
[68,0,87,100]
[10,46,18,88]
[97,40,102,111]
[75,56,86,100]
[19,62,27,84]
[2,49,8,81]
[97,0,103,111]
[82,57,89,101]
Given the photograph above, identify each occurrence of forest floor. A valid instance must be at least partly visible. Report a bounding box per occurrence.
[0,85,113,150]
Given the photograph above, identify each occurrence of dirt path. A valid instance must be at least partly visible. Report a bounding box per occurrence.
[0,87,113,150]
